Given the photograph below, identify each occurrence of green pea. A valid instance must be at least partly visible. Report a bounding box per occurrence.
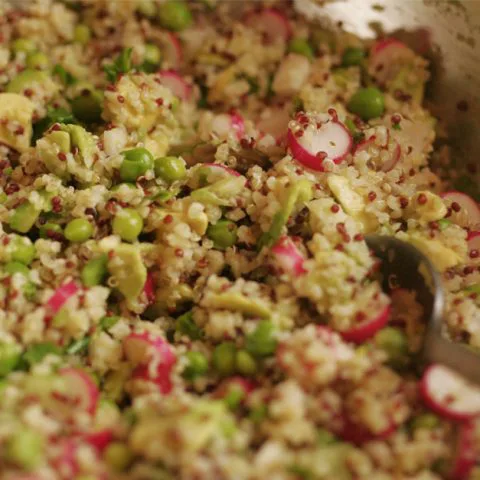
[6,428,44,470]
[120,148,154,182]
[112,208,143,242]
[288,38,314,60]
[12,38,36,54]
[245,320,277,358]
[23,342,62,366]
[154,156,187,183]
[4,261,29,277]
[341,47,365,67]
[212,342,236,376]
[206,219,237,250]
[71,91,103,124]
[81,254,108,287]
[374,327,408,367]
[0,343,21,377]
[104,442,133,472]
[25,51,49,70]
[74,24,91,45]
[183,351,209,379]
[176,311,203,340]
[158,1,193,31]
[9,201,40,233]
[410,413,440,431]
[64,218,93,243]
[348,87,385,121]
[39,222,63,239]
[137,0,157,18]
[235,350,257,376]
[317,428,338,446]
[9,235,35,265]
[144,43,162,65]
[100,315,120,330]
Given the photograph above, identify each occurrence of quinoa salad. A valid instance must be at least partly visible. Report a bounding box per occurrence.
[0,1,479,479]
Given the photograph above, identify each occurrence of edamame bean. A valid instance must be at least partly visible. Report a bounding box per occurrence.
[26,51,49,70]
[112,208,143,242]
[235,350,257,376]
[154,156,186,183]
[0,342,21,376]
[120,148,154,182]
[39,222,63,239]
[341,47,365,67]
[206,219,237,250]
[6,428,44,470]
[212,342,236,376]
[104,442,133,472]
[158,1,193,31]
[183,351,209,379]
[64,218,94,243]
[348,87,385,120]
[12,38,36,54]
[245,320,277,357]
[4,261,29,277]
[288,38,314,60]
[74,24,91,45]
[81,254,108,287]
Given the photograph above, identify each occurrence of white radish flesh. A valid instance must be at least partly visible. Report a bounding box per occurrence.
[124,332,175,369]
[271,236,306,277]
[161,32,183,69]
[441,191,480,229]
[245,8,292,43]
[369,38,414,83]
[157,70,191,100]
[211,112,245,140]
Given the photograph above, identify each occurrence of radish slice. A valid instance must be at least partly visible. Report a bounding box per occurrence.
[271,236,306,277]
[441,191,480,229]
[369,38,414,83]
[50,368,99,416]
[381,142,401,172]
[156,70,191,101]
[353,135,376,154]
[245,8,292,43]
[46,281,79,316]
[83,429,113,454]
[288,116,352,171]
[160,32,183,69]
[340,305,391,344]
[143,272,156,305]
[257,108,290,144]
[211,111,245,140]
[420,364,480,421]
[123,332,176,369]
[335,413,396,445]
[50,439,79,478]
[449,421,477,480]
[131,362,173,395]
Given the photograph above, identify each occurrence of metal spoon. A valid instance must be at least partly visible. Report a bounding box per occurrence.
[365,235,480,385]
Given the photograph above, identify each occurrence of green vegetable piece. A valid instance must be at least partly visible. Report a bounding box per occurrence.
[249,403,267,423]
[26,51,49,70]
[36,129,71,179]
[212,342,236,376]
[389,65,425,104]
[6,69,49,94]
[410,413,440,431]
[207,219,238,250]
[245,320,277,357]
[183,351,209,379]
[235,350,257,376]
[158,1,193,31]
[112,208,143,243]
[176,311,203,340]
[120,147,154,182]
[348,87,385,121]
[52,64,76,85]
[62,123,96,165]
[99,315,120,330]
[191,176,246,207]
[288,38,314,60]
[32,107,77,143]
[12,38,36,54]
[104,442,133,472]
[438,219,452,231]
[74,24,91,45]
[258,179,313,250]
[4,261,29,277]
[23,342,62,366]
[6,428,44,470]
[207,292,270,319]
[317,428,338,446]
[39,222,63,239]
[71,90,103,124]
[374,327,408,368]
[144,43,162,65]
[23,281,37,300]
[104,47,133,84]
[64,218,94,243]
[9,200,40,233]
[341,47,365,67]
[0,343,21,376]
[107,243,147,301]
[81,254,108,287]
[66,336,90,355]
[154,156,187,183]
[224,384,247,410]
[137,0,157,18]
[465,284,480,295]
[9,234,36,265]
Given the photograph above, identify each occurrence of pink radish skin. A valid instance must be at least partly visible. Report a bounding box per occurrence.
[420,364,480,421]
[83,429,113,454]
[441,191,480,229]
[211,112,245,140]
[143,272,156,305]
[449,421,477,480]
[157,70,191,100]
[131,362,173,395]
[271,236,306,277]
[123,332,176,369]
[245,8,292,43]
[340,305,391,344]
[369,38,413,82]
[51,439,79,479]
[161,32,183,69]
[287,120,352,172]
[336,414,396,445]
[381,142,402,172]
[46,281,79,316]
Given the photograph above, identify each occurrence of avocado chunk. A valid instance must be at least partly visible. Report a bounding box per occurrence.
[258,179,313,250]
[296,444,354,480]
[9,201,41,233]
[107,243,147,302]
[204,292,270,319]
[191,176,245,206]
[0,93,34,152]
[6,69,50,94]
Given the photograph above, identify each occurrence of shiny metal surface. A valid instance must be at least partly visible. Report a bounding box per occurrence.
[366,235,480,385]
[295,0,480,164]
